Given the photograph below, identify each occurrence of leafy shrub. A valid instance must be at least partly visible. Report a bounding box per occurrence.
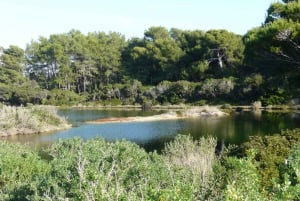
[0,142,50,201]
[2,129,300,200]
[227,128,300,195]
[271,144,300,200]
[44,136,218,200]
[45,89,86,106]
[199,77,235,102]
[155,80,196,104]
[221,103,232,109]
[223,155,267,201]
[241,129,300,190]
[260,95,285,106]
[192,99,207,106]
[0,136,221,200]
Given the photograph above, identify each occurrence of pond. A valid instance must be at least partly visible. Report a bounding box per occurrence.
[4,108,300,151]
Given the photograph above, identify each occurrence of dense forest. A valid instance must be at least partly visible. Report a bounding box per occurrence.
[0,0,299,106]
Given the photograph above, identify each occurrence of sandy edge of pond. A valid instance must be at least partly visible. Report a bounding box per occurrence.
[0,124,72,137]
[86,106,228,124]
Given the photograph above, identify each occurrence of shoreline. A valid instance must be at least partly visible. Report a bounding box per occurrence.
[1,104,299,136]
[66,103,300,111]
[86,106,229,124]
[0,123,72,137]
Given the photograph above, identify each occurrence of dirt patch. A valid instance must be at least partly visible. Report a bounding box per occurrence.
[86,106,228,124]
[88,117,136,123]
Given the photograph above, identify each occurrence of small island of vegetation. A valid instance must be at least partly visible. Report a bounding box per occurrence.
[0,104,70,137]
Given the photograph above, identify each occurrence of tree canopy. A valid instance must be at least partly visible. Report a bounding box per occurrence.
[0,0,299,106]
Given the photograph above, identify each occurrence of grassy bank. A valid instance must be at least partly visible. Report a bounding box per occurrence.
[0,104,71,137]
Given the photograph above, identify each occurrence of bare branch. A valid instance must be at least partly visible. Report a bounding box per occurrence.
[276,29,292,41]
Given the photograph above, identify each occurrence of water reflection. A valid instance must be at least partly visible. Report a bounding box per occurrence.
[2,109,300,151]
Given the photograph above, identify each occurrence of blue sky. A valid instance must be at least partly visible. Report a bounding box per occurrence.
[0,0,273,49]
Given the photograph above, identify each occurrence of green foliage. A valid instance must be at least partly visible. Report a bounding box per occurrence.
[204,29,245,67]
[45,89,86,106]
[216,129,300,201]
[243,1,300,104]
[1,12,299,106]
[0,142,50,201]
[237,73,264,102]
[265,0,300,23]
[228,129,300,193]
[0,136,221,200]
[198,77,235,103]
[223,156,267,201]
[124,28,244,85]
[244,19,300,72]
[1,129,300,200]
[289,144,300,183]
[0,46,46,105]
[125,26,184,85]
[26,30,126,94]
[260,94,286,106]
[243,15,300,103]
[271,144,300,200]
[1,45,25,72]
[155,80,196,104]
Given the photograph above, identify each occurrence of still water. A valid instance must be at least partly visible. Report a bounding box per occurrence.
[4,109,300,151]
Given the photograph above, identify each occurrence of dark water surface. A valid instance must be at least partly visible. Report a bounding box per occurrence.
[4,109,300,151]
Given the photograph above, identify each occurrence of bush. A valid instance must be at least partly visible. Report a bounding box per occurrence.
[155,80,196,104]
[271,144,300,200]
[238,130,300,190]
[260,95,285,106]
[221,103,232,109]
[0,142,50,201]
[44,136,218,200]
[0,82,47,106]
[199,77,235,102]
[2,129,299,200]
[45,89,86,106]
[223,155,267,201]
[226,128,300,197]
[0,136,221,200]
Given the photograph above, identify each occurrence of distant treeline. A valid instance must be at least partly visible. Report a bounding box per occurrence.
[0,0,299,106]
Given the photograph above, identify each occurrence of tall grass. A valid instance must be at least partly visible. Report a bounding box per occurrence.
[0,104,70,136]
[164,135,217,186]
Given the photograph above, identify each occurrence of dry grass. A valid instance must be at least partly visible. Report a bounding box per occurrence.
[0,104,70,136]
[164,135,217,186]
